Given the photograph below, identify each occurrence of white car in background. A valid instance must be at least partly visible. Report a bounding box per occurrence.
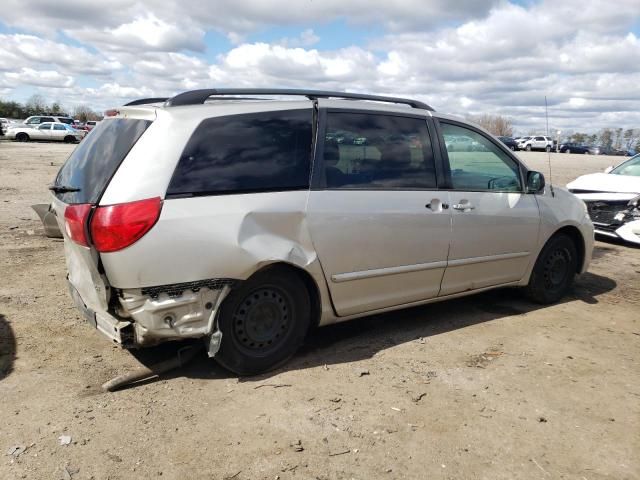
[567,154,640,245]
[6,121,86,143]
[519,135,553,152]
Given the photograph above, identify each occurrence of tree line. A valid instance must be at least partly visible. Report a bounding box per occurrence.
[0,94,102,123]
[469,114,640,153]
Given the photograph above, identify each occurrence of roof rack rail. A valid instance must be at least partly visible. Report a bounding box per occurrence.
[164,88,434,111]
[124,97,169,106]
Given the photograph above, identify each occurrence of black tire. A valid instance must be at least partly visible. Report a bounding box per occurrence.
[545,146,551,152]
[64,135,76,143]
[584,151,590,155]
[509,146,515,151]
[525,145,532,151]
[16,133,29,142]
[565,149,571,154]
[215,267,310,375]
[524,233,578,304]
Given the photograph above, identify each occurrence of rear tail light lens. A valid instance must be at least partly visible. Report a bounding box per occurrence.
[90,197,162,253]
[64,204,91,247]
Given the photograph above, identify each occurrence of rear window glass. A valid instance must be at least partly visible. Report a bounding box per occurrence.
[54,118,152,204]
[167,109,312,197]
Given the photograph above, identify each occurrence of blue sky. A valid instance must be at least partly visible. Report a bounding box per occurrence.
[0,0,639,132]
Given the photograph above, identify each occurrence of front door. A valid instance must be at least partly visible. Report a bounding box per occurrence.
[437,121,540,296]
[34,123,52,140]
[307,110,451,317]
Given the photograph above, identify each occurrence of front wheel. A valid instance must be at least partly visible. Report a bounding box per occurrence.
[64,136,76,143]
[524,234,578,304]
[525,145,532,151]
[215,267,310,375]
[545,146,551,152]
[16,133,29,142]
[565,149,571,154]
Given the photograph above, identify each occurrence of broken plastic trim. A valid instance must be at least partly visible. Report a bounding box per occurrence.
[141,278,236,299]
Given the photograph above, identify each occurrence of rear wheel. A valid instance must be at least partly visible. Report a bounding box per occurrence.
[565,149,571,154]
[525,145,532,151]
[64,135,76,143]
[545,145,551,152]
[524,233,578,304]
[16,133,29,142]
[215,267,310,375]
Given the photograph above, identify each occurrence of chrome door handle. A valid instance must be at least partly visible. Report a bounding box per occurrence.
[452,203,475,211]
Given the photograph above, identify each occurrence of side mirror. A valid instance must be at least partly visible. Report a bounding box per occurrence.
[526,170,545,193]
[604,166,614,174]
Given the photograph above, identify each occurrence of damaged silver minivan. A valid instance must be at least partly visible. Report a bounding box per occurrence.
[51,89,594,375]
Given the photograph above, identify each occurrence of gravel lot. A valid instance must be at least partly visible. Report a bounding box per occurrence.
[0,142,639,480]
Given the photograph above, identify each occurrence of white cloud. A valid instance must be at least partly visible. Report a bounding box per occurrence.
[71,14,205,52]
[5,68,74,88]
[0,34,121,76]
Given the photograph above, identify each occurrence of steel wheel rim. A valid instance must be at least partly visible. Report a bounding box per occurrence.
[544,248,570,289]
[232,286,292,354]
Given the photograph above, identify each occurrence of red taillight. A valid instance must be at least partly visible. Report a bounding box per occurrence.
[90,197,162,253]
[64,204,91,247]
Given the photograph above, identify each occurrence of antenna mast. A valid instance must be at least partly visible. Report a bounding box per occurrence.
[544,96,555,197]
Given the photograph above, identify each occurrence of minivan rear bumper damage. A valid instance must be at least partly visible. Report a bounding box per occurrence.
[69,278,234,354]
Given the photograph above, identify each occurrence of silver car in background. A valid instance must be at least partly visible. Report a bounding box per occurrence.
[6,121,85,143]
[50,88,594,375]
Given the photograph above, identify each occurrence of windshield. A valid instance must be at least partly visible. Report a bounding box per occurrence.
[54,118,152,204]
[611,154,640,176]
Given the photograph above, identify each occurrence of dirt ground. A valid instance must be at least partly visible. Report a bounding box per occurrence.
[0,142,638,480]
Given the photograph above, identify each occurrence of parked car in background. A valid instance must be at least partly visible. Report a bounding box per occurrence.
[518,135,553,152]
[0,117,9,136]
[497,136,517,150]
[22,115,74,127]
[84,120,100,131]
[567,153,640,245]
[50,88,593,375]
[6,122,85,143]
[559,143,590,154]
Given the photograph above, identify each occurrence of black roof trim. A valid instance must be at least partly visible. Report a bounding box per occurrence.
[124,97,169,106]
[164,88,434,111]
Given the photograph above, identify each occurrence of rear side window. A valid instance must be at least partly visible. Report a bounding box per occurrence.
[54,118,152,204]
[167,110,312,197]
[323,112,436,189]
[53,124,65,131]
[57,118,74,125]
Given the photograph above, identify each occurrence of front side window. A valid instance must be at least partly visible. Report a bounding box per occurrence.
[441,122,521,192]
[26,117,40,124]
[322,112,436,189]
[167,110,312,196]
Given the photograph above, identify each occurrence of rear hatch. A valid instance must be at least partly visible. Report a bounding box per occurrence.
[51,115,154,312]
